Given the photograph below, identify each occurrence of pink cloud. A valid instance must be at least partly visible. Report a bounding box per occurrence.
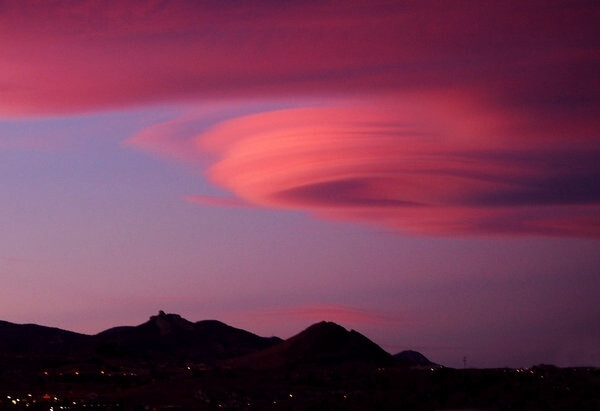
[134,93,599,237]
[197,97,600,236]
[0,0,597,125]
[0,1,411,115]
[122,113,207,163]
[240,304,400,328]
[4,1,596,237]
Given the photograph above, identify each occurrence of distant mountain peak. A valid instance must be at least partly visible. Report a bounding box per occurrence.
[303,320,347,334]
[149,311,194,335]
[150,310,182,321]
[92,312,281,363]
[229,321,392,370]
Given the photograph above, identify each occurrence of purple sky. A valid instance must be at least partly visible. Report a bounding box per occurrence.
[1,1,599,368]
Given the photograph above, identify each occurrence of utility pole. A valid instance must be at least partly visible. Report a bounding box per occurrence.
[463,356,467,369]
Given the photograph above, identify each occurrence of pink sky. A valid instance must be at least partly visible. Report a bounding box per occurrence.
[0,1,599,368]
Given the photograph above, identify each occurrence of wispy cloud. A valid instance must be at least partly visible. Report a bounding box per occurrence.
[246,304,401,328]
[3,1,598,237]
[132,94,600,237]
[1,1,597,121]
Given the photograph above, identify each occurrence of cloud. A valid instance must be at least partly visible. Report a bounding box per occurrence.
[247,304,400,328]
[0,1,410,115]
[122,112,209,163]
[134,93,599,237]
[1,1,597,121]
[5,1,597,236]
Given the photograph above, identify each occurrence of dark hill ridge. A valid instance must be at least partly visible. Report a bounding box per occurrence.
[0,312,435,368]
[0,320,89,354]
[394,350,437,367]
[94,311,282,362]
[0,312,281,363]
[228,321,393,370]
[96,311,196,339]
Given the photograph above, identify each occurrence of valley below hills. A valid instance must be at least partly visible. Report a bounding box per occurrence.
[0,311,598,410]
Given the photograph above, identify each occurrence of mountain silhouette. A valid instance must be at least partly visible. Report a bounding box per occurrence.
[0,313,437,370]
[0,320,89,354]
[228,321,393,370]
[94,311,282,362]
[394,350,437,367]
[0,312,281,363]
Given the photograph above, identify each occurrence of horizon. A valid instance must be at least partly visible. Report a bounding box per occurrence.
[0,309,570,369]
[1,1,598,370]
[2,307,597,370]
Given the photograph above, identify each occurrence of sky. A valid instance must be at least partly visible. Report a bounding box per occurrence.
[1,0,599,368]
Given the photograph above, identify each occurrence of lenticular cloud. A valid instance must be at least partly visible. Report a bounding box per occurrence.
[191,98,599,237]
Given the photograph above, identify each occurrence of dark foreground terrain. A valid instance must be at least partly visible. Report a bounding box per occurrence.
[1,359,598,410]
[1,313,598,410]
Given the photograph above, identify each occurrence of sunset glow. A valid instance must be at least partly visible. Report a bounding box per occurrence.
[1,0,598,368]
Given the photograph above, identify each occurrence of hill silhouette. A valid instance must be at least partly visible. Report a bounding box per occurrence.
[1,314,597,410]
[228,321,393,370]
[0,313,435,369]
[0,312,281,363]
[0,319,89,354]
[94,311,281,362]
[394,349,437,367]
